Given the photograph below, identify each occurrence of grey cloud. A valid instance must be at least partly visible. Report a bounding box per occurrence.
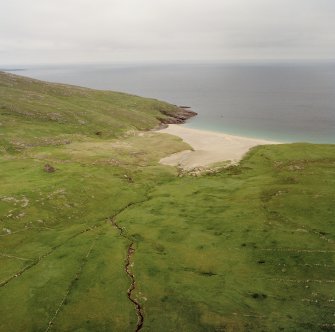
[1,0,335,65]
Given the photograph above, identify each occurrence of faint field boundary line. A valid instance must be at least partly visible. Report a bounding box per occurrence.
[0,222,104,288]
[0,226,55,237]
[45,234,99,332]
[256,277,335,284]
[0,253,33,261]
[258,248,335,253]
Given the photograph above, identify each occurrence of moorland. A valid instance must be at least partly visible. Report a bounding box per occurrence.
[0,72,334,331]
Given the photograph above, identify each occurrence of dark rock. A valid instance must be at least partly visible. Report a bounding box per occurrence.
[251,293,267,299]
[44,164,55,173]
[158,107,197,125]
[179,105,191,109]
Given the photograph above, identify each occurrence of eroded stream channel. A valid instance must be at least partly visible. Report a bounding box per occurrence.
[110,217,144,331]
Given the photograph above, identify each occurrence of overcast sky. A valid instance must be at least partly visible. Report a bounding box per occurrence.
[1,0,335,65]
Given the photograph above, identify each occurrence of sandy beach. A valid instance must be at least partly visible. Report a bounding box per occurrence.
[159,124,279,170]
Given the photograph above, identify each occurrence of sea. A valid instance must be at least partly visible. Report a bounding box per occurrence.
[5,62,335,143]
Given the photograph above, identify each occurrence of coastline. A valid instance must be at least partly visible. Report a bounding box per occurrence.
[157,106,197,128]
[159,124,280,170]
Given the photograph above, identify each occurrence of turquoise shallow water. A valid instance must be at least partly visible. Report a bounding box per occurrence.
[7,62,335,143]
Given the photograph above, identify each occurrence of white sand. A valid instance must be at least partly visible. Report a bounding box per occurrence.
[159,124,279,170]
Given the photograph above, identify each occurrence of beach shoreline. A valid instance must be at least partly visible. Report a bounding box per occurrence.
[159,124,280,170]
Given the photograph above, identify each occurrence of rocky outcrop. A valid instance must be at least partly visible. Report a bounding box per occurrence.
[158,106,197,127]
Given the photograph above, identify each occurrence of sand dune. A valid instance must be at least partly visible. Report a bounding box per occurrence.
[159,124,279,170]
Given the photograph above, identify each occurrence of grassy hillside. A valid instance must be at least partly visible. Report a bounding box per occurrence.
[0,72,334,331]
[0,71,182,153]
[117,143,335,331]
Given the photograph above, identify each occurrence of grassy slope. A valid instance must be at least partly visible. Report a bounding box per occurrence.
[0,71,180,153]
[118,144,335,331]
[0,72,334,331]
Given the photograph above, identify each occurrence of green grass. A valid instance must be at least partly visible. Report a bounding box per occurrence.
[115,144,335,331]
[0,72,334,331]
[0,71,181,154]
